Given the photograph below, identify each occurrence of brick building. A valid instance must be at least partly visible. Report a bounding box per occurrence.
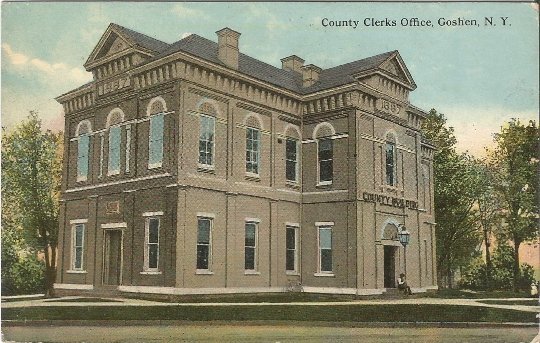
[54,23,437,296]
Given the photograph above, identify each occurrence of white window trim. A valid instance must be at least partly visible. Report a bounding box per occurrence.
[148,113,165,170]
[245,127,261,177]
[125,124,131,173]
[98,133,104,178]
[143,211,164,217]
[107,125,121,176]
[244,220,259,272]
[70,219,89,225]
[285,138,300,184]
[71,223,85,271]
[144,216,161,272]
[76,135,90,183]
[316,139,333,186]
[316,223,333,275]
[198,114,215,168]
[285,225,300,275]
[196,215,214,272]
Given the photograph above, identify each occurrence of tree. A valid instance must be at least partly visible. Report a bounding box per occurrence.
[422,109,484,288]
[472,159,503,289]
[487,119,539,291]
[2,112,63,296]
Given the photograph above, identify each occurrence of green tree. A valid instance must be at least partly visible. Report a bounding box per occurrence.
[422,109,484,288]
[487,119,539,291]
[2,112,63,296]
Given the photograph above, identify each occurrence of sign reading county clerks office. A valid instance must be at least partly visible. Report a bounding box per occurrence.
[362,192,419,210]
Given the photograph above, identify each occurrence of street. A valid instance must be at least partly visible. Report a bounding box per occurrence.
[2,325,538,343]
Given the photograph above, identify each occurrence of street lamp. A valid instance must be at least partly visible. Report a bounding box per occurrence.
[398,225,410,275]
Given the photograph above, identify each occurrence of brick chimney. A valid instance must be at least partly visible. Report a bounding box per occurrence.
[302,64,322,87]
[216,28,241,70]
[281,55,304,74]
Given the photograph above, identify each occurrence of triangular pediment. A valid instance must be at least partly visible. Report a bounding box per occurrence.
[352,51,416,90]
[84,23,166,71]
[378,52,416,90]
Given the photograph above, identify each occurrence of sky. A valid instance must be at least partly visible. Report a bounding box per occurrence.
[1,2,538,156]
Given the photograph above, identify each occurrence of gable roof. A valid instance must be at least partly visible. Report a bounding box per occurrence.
[84,23,415,96]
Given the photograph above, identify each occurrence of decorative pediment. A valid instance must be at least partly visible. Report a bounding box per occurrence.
[378,52,416,90]
[353,51,416,91]
[84,23,166,71]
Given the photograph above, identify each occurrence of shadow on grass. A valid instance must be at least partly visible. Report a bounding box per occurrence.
[2,304,536,323]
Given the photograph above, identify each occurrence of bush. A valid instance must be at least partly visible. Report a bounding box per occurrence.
[1,229,45,295]
[458,243,536,291]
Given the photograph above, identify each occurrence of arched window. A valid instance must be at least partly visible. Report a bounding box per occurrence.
[244,114,263,176]
[198,101,217,168]
[385,132,397,186]
[313,122,335,185]
[147,97,167,169]
[76,120,92,182]
[106,109,125,176]
[284,125,301,183]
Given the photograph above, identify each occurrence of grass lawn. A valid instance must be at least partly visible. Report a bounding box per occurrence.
[478,299,539,306]
[425,289,533,299]
[2,304,536,323]
[43,297,123,303]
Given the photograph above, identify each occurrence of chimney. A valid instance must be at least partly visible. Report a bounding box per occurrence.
[216,28,241,70]
[302,64,322,87]
[281,55,305,74]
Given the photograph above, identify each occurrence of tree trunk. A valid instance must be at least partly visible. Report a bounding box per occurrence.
[483,228,492,290]
[513,240,521,292]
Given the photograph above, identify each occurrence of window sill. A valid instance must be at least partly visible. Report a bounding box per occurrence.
[148,162,163,170]
[314,272,334,277]
[286,271,300,276]
[67,270,87,274]
[196,270,214,275]
[76,177,88,183]
[285,181,300,189]
[197,164,215,174]
[316,181,332,187]
[107,171,120,177]
[244,270,261,275]
[245,173,261,182]
[140,271,162,275]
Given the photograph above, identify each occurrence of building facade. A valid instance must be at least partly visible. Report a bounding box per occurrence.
[54,23,437,296]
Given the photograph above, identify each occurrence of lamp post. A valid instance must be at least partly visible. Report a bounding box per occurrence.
[398,225,410,275]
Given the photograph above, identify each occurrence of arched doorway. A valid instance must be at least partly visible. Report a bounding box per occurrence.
[382,223,400,288]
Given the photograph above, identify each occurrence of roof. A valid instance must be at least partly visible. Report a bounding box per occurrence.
[81,23,408,96]
[154,33,396,94]
[110,23,169,54]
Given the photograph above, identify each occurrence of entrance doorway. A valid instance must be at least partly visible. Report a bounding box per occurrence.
[384,245,397,288]
[103,230,123,285]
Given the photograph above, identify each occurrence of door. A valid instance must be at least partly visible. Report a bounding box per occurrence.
[384,245,396,288]
[103,230,122,285]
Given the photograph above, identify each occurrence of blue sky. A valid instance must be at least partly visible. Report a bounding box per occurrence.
[2,2,538,156]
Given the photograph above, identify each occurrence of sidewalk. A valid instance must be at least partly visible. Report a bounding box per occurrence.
[2,295,538,313]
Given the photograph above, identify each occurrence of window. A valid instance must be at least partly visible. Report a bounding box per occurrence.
[245,222,258,271]
[144,217,160,271]
[77,135,90,182]
[318,226,332,273]
[198,115,215,167]
[385,141,396,186]
[108,126,121,175]
[125,125,131,173]
[318,139,333,184]
[246,127,260,175]
[286,139,298,182]
[197,217,212,270]
[286,226,298,273]
[98,133,104,178]
[71,224,85,270]
[149,114,164,168]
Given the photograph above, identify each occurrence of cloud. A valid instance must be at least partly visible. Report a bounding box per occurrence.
[2,43,29,65]
[2,43,92,84]
[172,4,205,19]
